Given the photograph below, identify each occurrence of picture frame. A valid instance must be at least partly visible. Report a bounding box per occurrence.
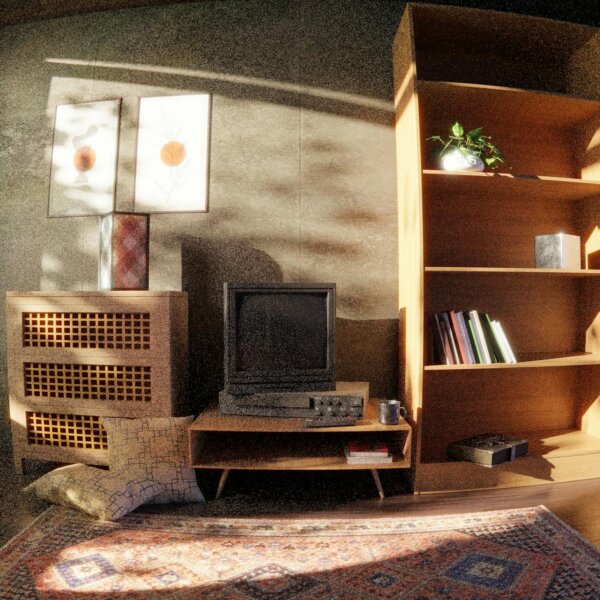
[48,99,121,217]
[99,211,150,291]
[133,94,211,213]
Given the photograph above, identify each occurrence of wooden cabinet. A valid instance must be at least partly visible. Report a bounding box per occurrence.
[6,291,188,473]
[188,395,412,498]
[393,4,600,492]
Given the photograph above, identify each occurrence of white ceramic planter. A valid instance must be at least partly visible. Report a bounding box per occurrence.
[440,148,484,172]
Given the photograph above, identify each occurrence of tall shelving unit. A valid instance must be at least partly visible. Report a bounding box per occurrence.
[393,4,600,492]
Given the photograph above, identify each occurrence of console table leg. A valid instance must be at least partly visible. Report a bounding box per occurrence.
[215,469,230,499]
[370,469,385,499]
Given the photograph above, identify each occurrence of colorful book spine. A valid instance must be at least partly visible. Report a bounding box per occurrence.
[449,310,473,364]
[492,320,517,363]
[441,311,460,364]
[454,310,476,364]
[469,310,492,364]
[480,313,502,363]
[429,310,516,366]
[465,313,484,363]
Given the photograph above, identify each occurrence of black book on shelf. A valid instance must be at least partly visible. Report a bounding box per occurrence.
[448,433,529,467]
[429,313,447,364]
[431,312,454,365]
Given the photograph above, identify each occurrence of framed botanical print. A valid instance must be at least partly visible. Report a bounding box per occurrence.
[134,94,211,213]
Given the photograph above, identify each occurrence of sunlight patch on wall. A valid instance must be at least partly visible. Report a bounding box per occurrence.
[43,74,397,320]
[40,218,101,291]
[48,100,120,217]
[46,58,394,113]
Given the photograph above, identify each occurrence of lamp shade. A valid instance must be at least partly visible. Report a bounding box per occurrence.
[99,212,149,290]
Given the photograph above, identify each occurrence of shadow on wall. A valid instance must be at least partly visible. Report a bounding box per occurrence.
[182,234,399,410]
[336,318,398,399]
[181,237,283,412]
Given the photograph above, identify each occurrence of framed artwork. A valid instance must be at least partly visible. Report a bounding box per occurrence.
[99,212,150,291]
[48,99,121,217]
[134,94,211,213]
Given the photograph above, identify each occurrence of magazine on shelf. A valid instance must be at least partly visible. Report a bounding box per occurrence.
[346,440,389,457]
[343,446,393,464]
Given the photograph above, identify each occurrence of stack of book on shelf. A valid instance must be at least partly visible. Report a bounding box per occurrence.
[448,433,529,467]
[344,440,393,464]
[429,310,517,365]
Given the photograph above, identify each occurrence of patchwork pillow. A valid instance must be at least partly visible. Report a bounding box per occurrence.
[24,463,163,521]
[101,415,204,504]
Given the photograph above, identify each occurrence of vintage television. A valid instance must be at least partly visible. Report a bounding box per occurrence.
[223,282,336,395]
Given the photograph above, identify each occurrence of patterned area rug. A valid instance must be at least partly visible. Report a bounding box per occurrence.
[1,505,599,599]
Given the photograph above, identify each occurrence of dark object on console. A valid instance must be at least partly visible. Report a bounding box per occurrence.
[223,282,336,394]
[448,433,529,467]
[218,384,366,418]
[304,416,357,428]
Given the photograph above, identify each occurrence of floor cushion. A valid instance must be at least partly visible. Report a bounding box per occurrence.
[101,415,204,504]
[24,463,163,520]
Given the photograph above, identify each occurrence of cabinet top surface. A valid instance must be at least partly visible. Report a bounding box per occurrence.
[6,291,187,297]
[190,402,411,433]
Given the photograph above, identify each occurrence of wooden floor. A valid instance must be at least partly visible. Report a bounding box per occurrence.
[222,471,600,549]
[343,477,600,549]
[3,454,600,549]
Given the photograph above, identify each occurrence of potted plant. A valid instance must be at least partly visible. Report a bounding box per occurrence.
[428,122,505,172]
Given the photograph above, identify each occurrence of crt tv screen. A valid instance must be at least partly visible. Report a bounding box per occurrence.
[224,282,336,394]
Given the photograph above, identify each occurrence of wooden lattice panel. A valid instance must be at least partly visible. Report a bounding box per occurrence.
[24,363,152,402]
[22,312,151,350]
[26,412,108,450]
[7,291,189,473]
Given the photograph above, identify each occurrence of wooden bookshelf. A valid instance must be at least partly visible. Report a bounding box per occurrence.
[393,4,600,493]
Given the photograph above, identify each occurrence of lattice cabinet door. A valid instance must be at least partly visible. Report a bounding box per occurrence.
[5,291,188,473]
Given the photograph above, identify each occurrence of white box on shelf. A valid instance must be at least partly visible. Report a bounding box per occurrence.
[534,233,581,269]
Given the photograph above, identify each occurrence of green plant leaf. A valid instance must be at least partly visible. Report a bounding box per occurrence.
[427,136,444,143]
[485,156,503,167]
[451,122,464,137]
[467,127,482,141]
[427,121,507,170]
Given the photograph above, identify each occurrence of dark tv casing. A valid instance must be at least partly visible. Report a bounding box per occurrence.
[223,282,336,394]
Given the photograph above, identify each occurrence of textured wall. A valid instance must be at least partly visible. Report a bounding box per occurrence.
[0,0,402,427]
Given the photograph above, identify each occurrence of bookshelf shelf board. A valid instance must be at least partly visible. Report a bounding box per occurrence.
[522,428,600,459]
[418,429,600,492]
[425,429,600,464]
[418,81,600,130]
[425,267,600,277]
[422,170,600,202]
[425,352,600,371]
